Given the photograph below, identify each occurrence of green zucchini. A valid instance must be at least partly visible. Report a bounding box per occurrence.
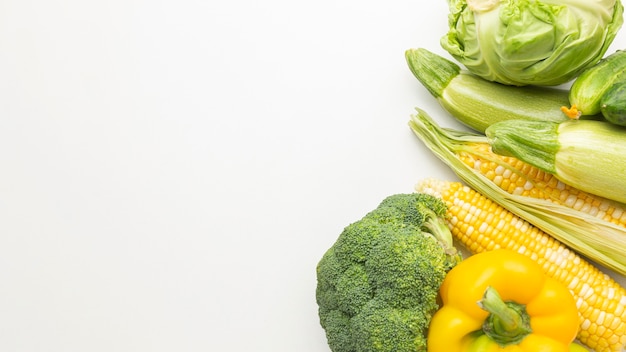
[405,48,571,133]
[485,118,626,205]
[567,50,626,117]
[601,81,626,126]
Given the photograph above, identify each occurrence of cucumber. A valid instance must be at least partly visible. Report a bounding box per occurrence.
[568,50,626,116]
[601,81,626,126]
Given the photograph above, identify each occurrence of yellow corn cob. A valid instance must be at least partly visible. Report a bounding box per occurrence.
[409,109,626,275]
[416,178,626,352]
[458,143,626,228]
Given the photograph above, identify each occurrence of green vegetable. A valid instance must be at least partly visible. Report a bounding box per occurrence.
[441,0,624,86]
[405,48,571,133]
[601,80,626,126]
[485,119,626,204]
[316,193,461,352]
[566,50,626,117]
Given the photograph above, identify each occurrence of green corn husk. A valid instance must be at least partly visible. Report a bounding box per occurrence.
[409,108,626,276]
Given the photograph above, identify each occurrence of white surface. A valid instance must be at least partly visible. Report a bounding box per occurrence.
[0,1,625,351]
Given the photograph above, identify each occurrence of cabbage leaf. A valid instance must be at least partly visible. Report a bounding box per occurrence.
[442,0,624,86]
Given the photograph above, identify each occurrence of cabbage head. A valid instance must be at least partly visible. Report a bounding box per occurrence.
[441,0,624,86]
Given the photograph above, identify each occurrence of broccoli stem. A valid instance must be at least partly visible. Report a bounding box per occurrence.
[419,204,459,259]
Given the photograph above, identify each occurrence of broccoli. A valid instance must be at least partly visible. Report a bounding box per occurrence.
[316,193,461,352]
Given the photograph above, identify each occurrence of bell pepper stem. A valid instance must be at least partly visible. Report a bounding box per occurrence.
[477,286,532,346]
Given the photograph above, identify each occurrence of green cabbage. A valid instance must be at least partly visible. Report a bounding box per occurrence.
[441,0,624,86]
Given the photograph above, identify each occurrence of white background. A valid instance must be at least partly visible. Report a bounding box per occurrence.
[0,1,625,351]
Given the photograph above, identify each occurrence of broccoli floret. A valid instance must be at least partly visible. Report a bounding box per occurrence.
[352,300,429,352]
[316,193,461,352]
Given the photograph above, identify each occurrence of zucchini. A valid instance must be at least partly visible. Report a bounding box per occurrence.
[485,118,626,205]
[601,81,626,126]
[567,50,626,117]
[405,48,571,133]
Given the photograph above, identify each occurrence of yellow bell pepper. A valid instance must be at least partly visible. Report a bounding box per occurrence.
[569,343,589,352]
[427,249,580,352]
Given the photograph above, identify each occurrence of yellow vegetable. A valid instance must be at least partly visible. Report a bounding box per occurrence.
[408,108,626,275]
[456,142,626,228]
[570,343,591,352]
[428,249,579,352]
[416,178,626,352]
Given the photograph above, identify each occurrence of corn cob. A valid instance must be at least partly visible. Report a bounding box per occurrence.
[458,142,626,228]
[416,178,626,352]
[409,108,626,275]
